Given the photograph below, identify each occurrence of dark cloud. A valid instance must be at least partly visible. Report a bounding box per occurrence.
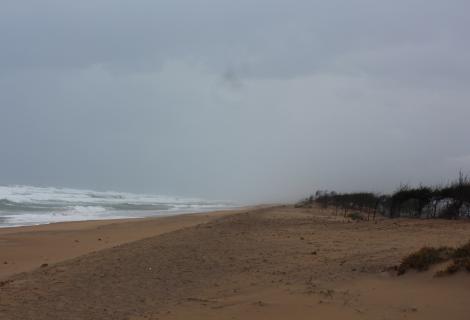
[1,0,470,202]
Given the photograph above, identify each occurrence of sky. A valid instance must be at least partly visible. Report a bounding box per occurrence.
[1,0,470,202]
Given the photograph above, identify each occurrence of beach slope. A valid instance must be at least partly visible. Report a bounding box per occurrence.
[1,206,470,319]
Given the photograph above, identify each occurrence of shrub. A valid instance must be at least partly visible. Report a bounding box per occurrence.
[306,172,470,219]
[435,257,470,277]
[398,241,470,276]
[397,247,454,275]
[452,241,470,259]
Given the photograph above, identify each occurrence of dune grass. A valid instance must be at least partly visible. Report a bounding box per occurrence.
[398,241,470,276]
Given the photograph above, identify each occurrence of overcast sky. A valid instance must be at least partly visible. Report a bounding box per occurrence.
[1,0,470,202]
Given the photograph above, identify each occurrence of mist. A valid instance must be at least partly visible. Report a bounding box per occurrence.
[1,0,470,202]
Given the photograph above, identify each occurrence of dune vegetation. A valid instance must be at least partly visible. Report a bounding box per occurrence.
[297,172,470,220]
[397,241,470,276]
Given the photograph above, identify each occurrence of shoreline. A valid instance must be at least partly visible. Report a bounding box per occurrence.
[0,207,255,280]
[0,206,247,230]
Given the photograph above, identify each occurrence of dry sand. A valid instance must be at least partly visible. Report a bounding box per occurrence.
[0,209,238,279]
[1,205,470,319]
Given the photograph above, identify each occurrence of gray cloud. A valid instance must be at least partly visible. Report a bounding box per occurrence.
[1,0,470,202]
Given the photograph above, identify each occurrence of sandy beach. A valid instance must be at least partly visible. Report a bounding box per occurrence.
[3,1,469,318]
[1,205,470,319]
[0,209,240,280]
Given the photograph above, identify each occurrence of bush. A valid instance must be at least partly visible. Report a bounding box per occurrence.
[306,172,470,219]
[452,241,470,259]
[397,247,454,275]
[435,258,470,277]
[398,241,470,276]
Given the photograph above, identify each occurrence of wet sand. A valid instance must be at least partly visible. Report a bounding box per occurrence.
[1,206,470,319]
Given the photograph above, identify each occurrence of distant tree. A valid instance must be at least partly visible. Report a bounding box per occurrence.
[304,172,470,220]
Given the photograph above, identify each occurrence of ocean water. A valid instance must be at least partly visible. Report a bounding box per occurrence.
[0,185,235,228]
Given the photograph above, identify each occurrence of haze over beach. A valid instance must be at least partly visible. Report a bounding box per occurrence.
[1,1,470,319]
[1,1,470,202]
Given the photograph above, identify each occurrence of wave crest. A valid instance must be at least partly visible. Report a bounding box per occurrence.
[0,185,234,227]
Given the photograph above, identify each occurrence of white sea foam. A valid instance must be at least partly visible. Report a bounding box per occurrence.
[0,185,234,227]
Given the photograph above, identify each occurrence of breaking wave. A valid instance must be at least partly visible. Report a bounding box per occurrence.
[0,185,234,227]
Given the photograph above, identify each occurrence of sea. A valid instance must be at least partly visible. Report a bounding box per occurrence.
[0,185,235,228]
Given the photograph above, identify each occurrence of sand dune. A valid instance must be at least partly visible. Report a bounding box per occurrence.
[1,206,470,319]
